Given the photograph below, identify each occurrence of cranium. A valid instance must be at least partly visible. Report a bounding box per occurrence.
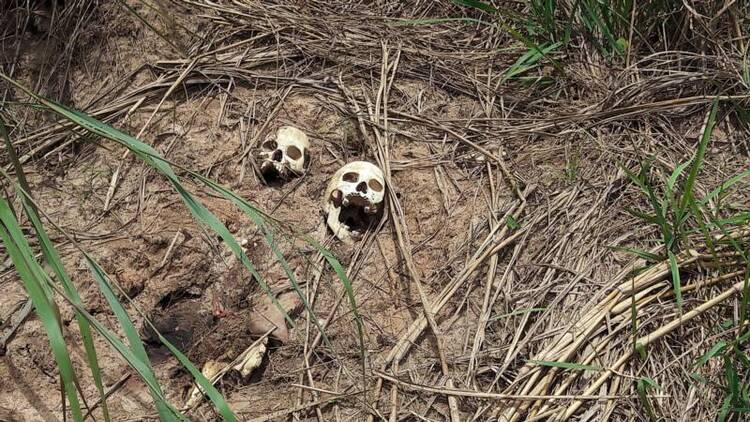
[323,161,385,243]
[257,126,310,180]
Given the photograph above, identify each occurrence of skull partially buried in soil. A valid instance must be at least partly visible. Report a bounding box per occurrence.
[324,161,385,243]
[257,126,310,181]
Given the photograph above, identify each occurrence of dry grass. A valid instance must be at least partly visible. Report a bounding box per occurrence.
[2,0,750,421]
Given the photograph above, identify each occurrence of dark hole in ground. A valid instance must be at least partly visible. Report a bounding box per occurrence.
[143,299,217,363]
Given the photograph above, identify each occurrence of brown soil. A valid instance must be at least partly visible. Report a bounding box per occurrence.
[1,1,749,421]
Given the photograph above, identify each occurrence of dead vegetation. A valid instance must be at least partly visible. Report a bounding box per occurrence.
[1,0,750,421]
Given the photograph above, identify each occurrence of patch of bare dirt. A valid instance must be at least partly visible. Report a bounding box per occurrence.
[1,1,750,421]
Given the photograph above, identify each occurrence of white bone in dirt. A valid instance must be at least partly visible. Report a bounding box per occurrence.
[257,126,310,179]
[323,161,385,244]
[233,336,268,378]
[185,360,224,408]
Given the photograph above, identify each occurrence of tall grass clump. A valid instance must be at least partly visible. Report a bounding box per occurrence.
[525,0,738,57]
[622,100,720,312]
[623,100,750,420]
[411,1,745,68]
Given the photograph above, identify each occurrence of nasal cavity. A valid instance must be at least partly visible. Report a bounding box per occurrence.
[356,181,368,193]
[271,149,283,162]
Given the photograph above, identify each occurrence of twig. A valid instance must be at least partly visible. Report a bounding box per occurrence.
[374,370,669,401]
[0,299,33,356]
[82,374,131,420]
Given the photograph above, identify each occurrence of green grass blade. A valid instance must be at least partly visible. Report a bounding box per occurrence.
[0,199,84,421]
[687,197,717,269]
[153,332,238,422]
[187,175,328,333]
[623,159,675,249]
[506,215,520,230]
[695,212,750,230]
[733,346,750,370]
[0,71,366,408]
[451,0,564,73]
[623,207,659,225]
[678,99,719,220]
[700,167,750,207]
[303,235,367,379]
[671,101,718,252]
[502,42,561,82]
[609,246,661,262]
[0,117,111,422]
[40,279,187,420]
[667,250,682,313]
[635,377,659,422]
[23,203,112,421]
[621,162,649,192]
[623,160,667,229]
[631,272,640,357]
[579,0,620,56]
[695,341,728,369]
[725,354,741,403]
[734,102,750,123]
[84,256,175,420]
[529,0,557,37]
[642,189,670,247]
[170,182,294,326]
[741,266,750,345]
[10,176,230,420]
[666,157,694,223]
[718,394,733,422]
[14,179,230,419]
[667,158,693,194]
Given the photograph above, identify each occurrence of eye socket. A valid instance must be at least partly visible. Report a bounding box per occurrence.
[342,172,359,183]
[286,145,302,160]
[368,179,383,192]
[262,140,277,150]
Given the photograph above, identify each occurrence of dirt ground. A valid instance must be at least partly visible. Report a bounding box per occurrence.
[1,1,750,421]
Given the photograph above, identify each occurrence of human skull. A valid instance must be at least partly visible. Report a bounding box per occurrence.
[323,161,385,243]
[257,126,310,180]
